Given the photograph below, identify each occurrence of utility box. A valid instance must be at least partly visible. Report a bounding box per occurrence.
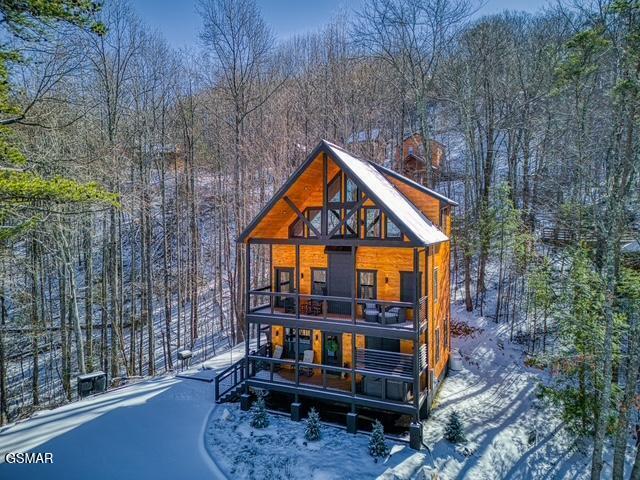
[77,371,107,398]
[177,350,192,361]
[177,350,193,371]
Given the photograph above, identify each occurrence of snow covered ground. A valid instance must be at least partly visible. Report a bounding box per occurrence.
[0,300,612,480]
[421,304,592,479]
[0,341,254,480]
[206,404,421,479]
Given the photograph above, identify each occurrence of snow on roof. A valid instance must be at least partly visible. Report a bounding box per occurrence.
[346,128,381,144]
[371,162,458,206]
[323,140,449,246]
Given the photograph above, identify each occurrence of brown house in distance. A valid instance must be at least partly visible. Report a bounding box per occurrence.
[215,139,456,449]
[396,132,446,186]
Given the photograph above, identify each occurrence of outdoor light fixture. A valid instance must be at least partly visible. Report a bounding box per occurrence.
[301,273,304,279]
[315,333,319,341]
[275,330,279,337]
[385,276,389,284]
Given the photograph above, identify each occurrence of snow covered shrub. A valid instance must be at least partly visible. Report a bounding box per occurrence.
[368,420,389,458]
[250,391,269,429]
[304,407,322,441]
[444,410,466,444]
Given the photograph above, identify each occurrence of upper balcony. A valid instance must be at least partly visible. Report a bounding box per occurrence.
[248,287,428,337]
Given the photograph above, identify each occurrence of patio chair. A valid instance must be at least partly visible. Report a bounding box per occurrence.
[363,302,379,323]
[380,307,400,325]
[301,349,314,377]
[272,345,283,372]
[283,297,296,313]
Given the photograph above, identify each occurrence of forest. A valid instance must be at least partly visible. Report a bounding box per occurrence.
[0,0,638,478]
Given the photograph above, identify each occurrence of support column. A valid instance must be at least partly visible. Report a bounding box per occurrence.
[291,402,302,422]
[409,421,423,450]
[346,412,358,434]
[413,248,421,422]
[240,393,251,411]
[322,152,327,237]
[245,242,251,394]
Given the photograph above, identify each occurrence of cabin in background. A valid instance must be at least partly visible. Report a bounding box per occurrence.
[396,132,446,187]
[215,139,456,449]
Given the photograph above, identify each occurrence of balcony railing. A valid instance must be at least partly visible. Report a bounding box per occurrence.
[247,347,417,404]
[248,287,425,330]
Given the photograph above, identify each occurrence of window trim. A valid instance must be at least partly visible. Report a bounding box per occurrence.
[357,269,377,300]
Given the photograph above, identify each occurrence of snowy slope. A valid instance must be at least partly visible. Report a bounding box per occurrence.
[421,306,592,479]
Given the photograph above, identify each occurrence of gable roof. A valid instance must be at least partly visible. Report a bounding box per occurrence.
[237,140,453,245]
[372,162,458,207]
[323,141,448,245]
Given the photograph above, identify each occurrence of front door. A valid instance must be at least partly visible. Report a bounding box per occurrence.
[327,249,353,315]
[323,332,342,367]
[275,268,294,308]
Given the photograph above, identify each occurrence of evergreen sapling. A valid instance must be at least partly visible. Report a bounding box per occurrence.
[444,410,466,444]
[304,407,322,441]
[250,391,269,429]
[368,420,389,459]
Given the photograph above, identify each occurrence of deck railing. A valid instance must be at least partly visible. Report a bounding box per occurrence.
[248,288,415,329]
[248,352,415,404]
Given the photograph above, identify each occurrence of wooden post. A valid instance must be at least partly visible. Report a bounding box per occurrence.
[269,244,274,314]
[322,152,328,238]
[351,246,357,396]
[245,242,251,392]
[296,244,301,319]
[413,248,420,420]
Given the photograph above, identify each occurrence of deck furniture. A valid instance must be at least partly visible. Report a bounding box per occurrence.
[302,349,314,376]
[272,345,283,372]
[363,302,379,322]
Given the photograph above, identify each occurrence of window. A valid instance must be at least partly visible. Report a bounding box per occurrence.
[435,328,440,363]
[328,173,341,203]
[311,268,327,295]
[345,176,358,203]
[433,267,439,303]
[328,209,341,236]
[345,210,358,237]
[439,207,447,228]
[308,208,321,237]
[364,208,381,238]
[283,328,312,359]
[385,216,402,238]
[358,270,377,299]
[290,217,304,238]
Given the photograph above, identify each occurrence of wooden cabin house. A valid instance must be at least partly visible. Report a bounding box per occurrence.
[396,132,446,186]
[217,139,456,448]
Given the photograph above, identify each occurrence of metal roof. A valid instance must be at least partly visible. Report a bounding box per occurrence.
[237,140,453,245]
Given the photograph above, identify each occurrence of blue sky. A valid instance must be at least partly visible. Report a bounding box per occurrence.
[132,0,549,50]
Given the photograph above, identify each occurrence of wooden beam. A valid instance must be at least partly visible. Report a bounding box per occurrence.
[327,193,369,238]
[283,195,322,238]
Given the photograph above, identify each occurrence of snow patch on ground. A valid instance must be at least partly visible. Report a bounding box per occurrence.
[205,404,416,480]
